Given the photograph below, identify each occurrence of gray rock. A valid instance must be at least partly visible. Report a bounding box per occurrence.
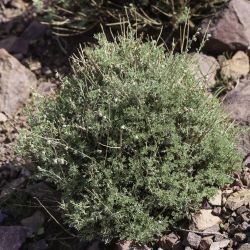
[237,243,250,250]
[185,232,201,249]
[234,233,247,242]
[209,239,230,250]
[21,211,45,234]
[201,0,250,53]
[0,226,30,250]
[212,207,221,216]
[37,81,57,95]
[214,234,225,242]
[203,224,220,233]
[223,80,250,159]
[240,221,250,231]
[190,53,220,88]
[223,79,250,125]
[0,49,37,116]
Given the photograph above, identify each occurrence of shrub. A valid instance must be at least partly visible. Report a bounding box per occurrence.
[37,0,228,36]
[16,30,242,243]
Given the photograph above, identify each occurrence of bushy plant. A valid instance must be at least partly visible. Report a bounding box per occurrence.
[37,0,228,36]
[16,29,242,243]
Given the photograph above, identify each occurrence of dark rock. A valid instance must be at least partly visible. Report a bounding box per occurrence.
[0,36,29,55]
[0,226,30,250]
[26,182,59,205]
[115,240,151,250]
[159,232,182,250]
[21,20,47,41]
[21,210,45,234]
[241,173,250,187]
[201,0,250,54]
[228,223,238,234]
[0,177,26,199]
[236,206,249,215]
[86,240,104,250]
[202,200,212,209]
[199,236,213,250]
[241,212,250,223]
[228,217,235,224]
[0,211,7,224]
[0,49,37,116]
[235,215,243,224]
[27,239,48,250]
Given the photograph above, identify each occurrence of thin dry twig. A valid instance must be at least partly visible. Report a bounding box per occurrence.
[34,197,80,238]
[173,227,228,238]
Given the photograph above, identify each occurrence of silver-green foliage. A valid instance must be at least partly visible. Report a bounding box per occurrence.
[16,31,242,243]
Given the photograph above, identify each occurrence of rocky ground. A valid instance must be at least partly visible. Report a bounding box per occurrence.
[0,0,250,249]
